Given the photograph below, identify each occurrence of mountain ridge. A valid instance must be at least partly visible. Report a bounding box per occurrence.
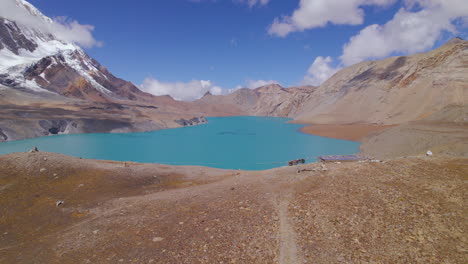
[196,38,467,125]
[0,0,467,145]
[0,0,218,141]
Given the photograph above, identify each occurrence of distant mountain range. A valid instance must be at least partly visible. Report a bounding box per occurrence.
[196,38,467,125]
[0,0,467,142]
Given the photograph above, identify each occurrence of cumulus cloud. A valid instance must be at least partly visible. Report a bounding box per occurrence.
[302,56,340,86]
[340,0,468,65]
[299,0,468,84]
[268,0,396,37]
[140,78,226,101]
[0,0,101,48]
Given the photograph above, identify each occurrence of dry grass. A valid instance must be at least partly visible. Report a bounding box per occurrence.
[0,152,466,263]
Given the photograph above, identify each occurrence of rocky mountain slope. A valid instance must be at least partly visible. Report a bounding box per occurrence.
[0,0,148,102]
[196,38,467,126]
[0,0,215,142]
[195,84,316,117]
[192,39,468,158]
[1,0,467,147]
[293,38,468,125]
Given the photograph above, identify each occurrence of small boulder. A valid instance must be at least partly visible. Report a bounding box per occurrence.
[56,200,64,207]
[152,237,164,242]
[39,168,46,173]
[426,150,433,156]
[29,147,39,153]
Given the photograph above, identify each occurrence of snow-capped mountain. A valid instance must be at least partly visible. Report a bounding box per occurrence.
[0,0,148,102]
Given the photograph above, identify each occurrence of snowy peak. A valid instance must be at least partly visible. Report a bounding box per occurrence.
[0,13,78,93]
[14,0,53,24]
[0,0,151,102]
[0,0,57,55]
[0,0,78,92]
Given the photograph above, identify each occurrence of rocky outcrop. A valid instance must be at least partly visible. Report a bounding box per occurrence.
[175,117,208,127]
[0,17,38,54]
[0,128,8,141]
[38,119,69,135]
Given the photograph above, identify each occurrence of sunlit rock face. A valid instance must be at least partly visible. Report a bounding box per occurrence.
[0,1,212,142]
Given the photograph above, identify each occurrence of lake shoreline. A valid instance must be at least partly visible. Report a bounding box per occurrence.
[1,150,466,263]
[0,116,360,170]
[295,123,396,142]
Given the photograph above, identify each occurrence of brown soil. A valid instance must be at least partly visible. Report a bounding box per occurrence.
[361,121,468,159]
[298,124,395,142]
[0,152,466,263]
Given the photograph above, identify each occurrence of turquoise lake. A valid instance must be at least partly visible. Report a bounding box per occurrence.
[0,116,360,170]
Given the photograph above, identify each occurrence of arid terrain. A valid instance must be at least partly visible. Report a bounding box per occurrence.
[295,105,468,159]
[1,1,467,263]
[0,151,466,263]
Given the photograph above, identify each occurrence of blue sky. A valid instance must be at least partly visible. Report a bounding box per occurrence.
[26,0,468,100]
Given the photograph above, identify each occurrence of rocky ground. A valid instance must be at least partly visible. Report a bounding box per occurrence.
[0,151,466,263]
[0,86,211,142]
[360,120,468,159]
[299,105,468,160]
[298,123,395,142]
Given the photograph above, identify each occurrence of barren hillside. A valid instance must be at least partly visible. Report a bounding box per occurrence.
[0,151,466,263]
[294,38,468,125]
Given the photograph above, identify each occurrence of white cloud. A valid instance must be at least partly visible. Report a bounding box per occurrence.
[340,0,468,65]
[234,79,279,90]
[140,77,281,101]
[302,56,340,86]
[299,0,468,84]
[140,78,226,101]
[0,0,101,48]
[268,0,397,37]
[234,0,270,7]
[191,0,269,7]
[244,79,279,89]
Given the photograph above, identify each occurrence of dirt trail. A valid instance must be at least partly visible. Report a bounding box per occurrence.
[0,152,467,263]
[277,192,303,264]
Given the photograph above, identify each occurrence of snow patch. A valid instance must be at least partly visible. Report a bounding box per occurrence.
[62,50,112,94]
[0,3,110,95]
[15,0,54,24]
